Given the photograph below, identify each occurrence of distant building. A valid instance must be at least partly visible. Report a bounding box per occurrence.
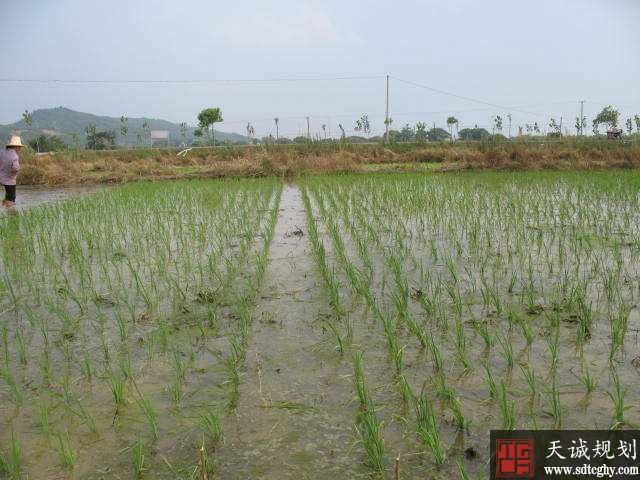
[150,130,170,147]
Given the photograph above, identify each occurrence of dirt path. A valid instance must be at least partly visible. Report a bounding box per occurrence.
[217,184,363,479]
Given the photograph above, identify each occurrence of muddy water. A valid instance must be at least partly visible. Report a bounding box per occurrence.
[217,185,365,479]
[1,184,106,211]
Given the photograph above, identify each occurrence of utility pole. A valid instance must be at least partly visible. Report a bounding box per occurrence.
[306,116,310,140]
[579,100,585,136]
[385,74,390,144]
[559,116,563,137]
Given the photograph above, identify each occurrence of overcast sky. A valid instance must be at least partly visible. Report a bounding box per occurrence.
[1,0,638,137]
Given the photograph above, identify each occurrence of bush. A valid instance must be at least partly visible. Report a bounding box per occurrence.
[28,135,67,152]
[86,130,116,150]
[459,127,490,141]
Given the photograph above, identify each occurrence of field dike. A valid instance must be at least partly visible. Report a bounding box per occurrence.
[14,139,640,186]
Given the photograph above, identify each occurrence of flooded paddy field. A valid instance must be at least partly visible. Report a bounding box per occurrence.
[2,185,106,212]
[1,172,639,479]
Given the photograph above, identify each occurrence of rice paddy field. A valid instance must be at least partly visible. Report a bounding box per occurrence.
[1,171,640,479]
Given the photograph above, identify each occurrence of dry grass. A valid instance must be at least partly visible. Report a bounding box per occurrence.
[15,140,640,185]
[438,145,640,171]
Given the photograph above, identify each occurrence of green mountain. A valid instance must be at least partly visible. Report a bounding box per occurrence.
[0,107,248,147]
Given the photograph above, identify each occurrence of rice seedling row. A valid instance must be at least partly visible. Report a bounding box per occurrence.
[301,171,640,478]
[0,178,282,478]
[2,170,640,478]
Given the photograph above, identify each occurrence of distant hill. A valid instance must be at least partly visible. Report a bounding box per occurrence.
[0,107,248,147]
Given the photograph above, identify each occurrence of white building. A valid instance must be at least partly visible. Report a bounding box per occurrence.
[150,130,170,147]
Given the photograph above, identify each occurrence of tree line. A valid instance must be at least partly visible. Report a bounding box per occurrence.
[17,104,640,152]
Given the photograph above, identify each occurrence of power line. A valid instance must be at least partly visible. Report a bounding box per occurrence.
[390,76,552,117]
[0,75,385,84]
[3,72,629,115]
[7,71,633,135]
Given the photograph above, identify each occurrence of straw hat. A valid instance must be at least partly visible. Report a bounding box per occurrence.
[6,135,24,148]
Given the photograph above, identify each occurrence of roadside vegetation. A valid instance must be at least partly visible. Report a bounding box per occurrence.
[15,135,640,185]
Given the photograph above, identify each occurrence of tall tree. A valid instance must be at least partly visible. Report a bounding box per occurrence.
[355,115,371,138]
[85,125,115,150]
[492,115,503,134]
[338,124,346,141]
[575,116,587,136]
[179,122,188,145]
[625,118,633,135]
[634,115,640,133]
[22,110,33,128]
[415,122,427,142]
[592,105,620,133]
[246,122,255,144]
[22,110,37,151]
[70,133,80,159]
[120,116,129,147]
[399,124,415,142]
[197,108,223,146]
[142,121,151,146]
[446,116,458,141]
[85,123,97,145]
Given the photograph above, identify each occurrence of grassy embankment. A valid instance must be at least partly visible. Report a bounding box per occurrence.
[17,136,640,185]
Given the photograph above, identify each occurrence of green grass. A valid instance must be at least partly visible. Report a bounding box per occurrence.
[360,162,440,172]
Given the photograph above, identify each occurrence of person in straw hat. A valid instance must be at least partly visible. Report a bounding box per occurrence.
[0,135,23,208]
